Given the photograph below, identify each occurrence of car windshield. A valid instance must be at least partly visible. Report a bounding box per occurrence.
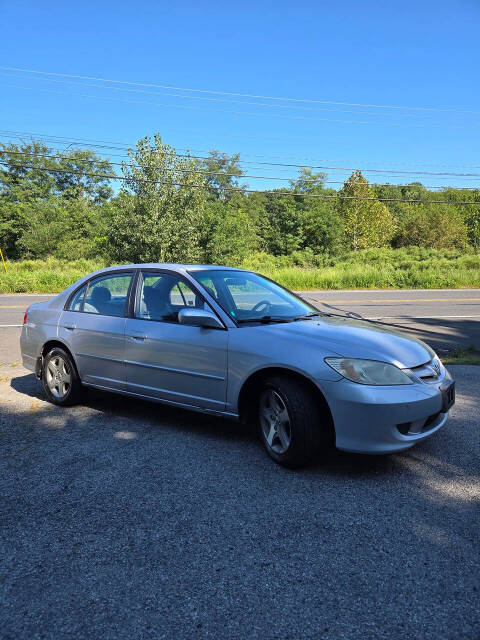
[190,269,317,323]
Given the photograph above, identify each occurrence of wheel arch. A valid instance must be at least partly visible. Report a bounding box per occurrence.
[237,366,334,435]
[40,339,80,378]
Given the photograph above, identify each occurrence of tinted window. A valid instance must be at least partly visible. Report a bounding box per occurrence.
[84,273,133,317]
[67,283,87,312]
[136,272,205,323]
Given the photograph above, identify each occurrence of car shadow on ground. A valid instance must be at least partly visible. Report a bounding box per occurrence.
[8,371,413,478]
[9,371,254,443]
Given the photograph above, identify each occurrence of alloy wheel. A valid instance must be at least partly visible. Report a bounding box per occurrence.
[259,389,292,454]
[46,355,71,399]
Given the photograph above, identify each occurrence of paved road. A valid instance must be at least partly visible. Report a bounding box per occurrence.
[0,363,478,639]
[1,290,479,365]
[0,294,53,364]
[299,289,480,353]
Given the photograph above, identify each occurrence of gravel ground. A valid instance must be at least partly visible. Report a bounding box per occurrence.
[0,364,479,640]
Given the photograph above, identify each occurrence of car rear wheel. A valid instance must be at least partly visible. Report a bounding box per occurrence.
[42,347,82,406]
[258,375,330,467]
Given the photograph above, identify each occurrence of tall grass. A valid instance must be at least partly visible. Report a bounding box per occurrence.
[241,248,480,290]
[0,258,104,293]
[1,248,479,293]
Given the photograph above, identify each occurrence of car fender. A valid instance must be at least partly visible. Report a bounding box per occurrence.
[226,327,343,414]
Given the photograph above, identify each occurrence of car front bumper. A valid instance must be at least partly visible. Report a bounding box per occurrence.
[318,375,452,454]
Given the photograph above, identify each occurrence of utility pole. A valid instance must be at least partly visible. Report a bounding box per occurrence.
[0,247,7,273]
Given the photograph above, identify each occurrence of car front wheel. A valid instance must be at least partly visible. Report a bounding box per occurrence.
[258,375,330,467]
[42,347,82,406]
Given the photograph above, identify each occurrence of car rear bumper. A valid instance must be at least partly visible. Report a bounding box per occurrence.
[20,325,42,376]
[21,353,37,372]
[318,377,451,454]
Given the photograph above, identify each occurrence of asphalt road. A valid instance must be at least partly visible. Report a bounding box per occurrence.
[1,290,479,365]
[298,288,480,353]
[0,294,53,364]
[0,363,478,639]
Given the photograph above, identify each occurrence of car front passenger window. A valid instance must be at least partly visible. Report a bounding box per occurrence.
[136,273,206,323]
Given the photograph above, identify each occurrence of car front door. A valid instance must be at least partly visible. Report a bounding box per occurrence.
[124,270,228,411]
[58,271,134,391]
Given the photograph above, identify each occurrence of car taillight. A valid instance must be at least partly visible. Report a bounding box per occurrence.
[23,307,29,324]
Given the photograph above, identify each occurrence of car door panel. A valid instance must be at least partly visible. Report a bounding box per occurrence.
[58,271,133,391]
[59,311,127,390]
[123,270,228,410]
[124,318,228,410]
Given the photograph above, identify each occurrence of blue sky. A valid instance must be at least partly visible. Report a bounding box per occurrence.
[1,0,479,190]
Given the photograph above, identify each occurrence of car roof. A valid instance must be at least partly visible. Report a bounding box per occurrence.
[95,263,247,273]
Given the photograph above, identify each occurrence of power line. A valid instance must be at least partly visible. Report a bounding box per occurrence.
[2,130,480,179]
[2,148,480,191]
[1,160,479,205]
[2,128,480,173]
[0,72,448,121]
[2,66,479,115]
[4,82,451,129]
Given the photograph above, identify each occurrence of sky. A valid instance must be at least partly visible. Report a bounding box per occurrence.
[0,0,479,191]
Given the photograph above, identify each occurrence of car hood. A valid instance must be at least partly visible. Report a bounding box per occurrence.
[265,315,435,369]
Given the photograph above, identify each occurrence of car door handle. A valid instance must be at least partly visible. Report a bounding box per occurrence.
[63,324,76,331]
[128,334,147,341]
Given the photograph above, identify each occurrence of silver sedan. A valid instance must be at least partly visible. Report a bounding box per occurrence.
[20,263,455,467]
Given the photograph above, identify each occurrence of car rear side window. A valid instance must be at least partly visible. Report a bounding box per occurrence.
[83,273,133,317]
[67,283,87,312]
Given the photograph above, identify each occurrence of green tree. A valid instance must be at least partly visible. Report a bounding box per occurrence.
[203,200,258,264]
[338,171,395,250]
[233,191,269,251]
[0,142,113,203]
[105,134,208,263]
[200,150,245,200]
[263,193,303,255]
[441,188,480,250]
[0,199,24,259]
[15,198,105,260]
[393,202,468,249]
[299,199,343,254]
[0,142,113,258]
[290,167,327,194]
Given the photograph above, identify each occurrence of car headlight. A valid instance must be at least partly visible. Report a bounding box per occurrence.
[325,357,414,385]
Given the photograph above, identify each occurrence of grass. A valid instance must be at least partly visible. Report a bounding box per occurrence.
[242,247,480,290]
[0,258,104,293]
[1,247,480,293]
[443,347,480,365]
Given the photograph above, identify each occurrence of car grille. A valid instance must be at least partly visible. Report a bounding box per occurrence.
[410,358,442,383]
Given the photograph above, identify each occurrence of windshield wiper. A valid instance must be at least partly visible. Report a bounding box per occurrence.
[237,315,292,324]
[293,311,327,321]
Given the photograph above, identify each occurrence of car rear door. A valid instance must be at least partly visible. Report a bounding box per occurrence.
[58,271,134,391]
[124,270,228,411]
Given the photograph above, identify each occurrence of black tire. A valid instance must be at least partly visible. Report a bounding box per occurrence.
[258,374,331,468]
[42,347,82,406]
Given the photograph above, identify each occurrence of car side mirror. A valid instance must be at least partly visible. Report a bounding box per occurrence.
[178,307,224,329]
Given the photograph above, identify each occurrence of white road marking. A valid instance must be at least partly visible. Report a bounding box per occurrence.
[2,315,478,327]
[365,315,480,320]
[313,298,480,304]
